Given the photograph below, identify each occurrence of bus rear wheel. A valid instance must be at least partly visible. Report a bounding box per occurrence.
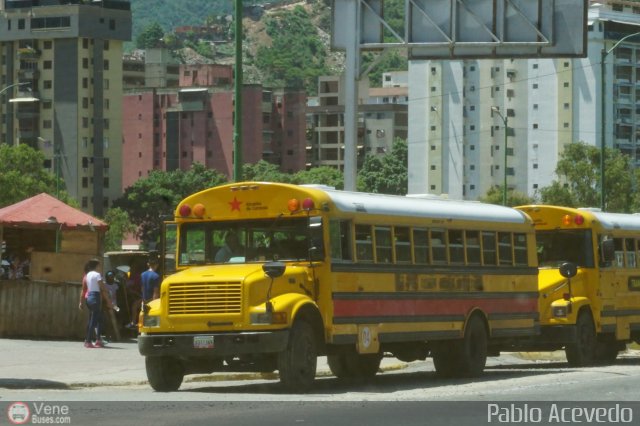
[328,351,382,380]
[433,316,487,378]
[565,311,596,367]
[145,356,184,392]
[278,320,317,392]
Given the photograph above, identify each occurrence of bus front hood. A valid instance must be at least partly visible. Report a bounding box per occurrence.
[163,263,266,285]
[538,267,585,299]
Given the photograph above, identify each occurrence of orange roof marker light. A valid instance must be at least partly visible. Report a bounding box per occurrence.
[192,203,206,218]
[562,214,585,226]
[287,198,300,212]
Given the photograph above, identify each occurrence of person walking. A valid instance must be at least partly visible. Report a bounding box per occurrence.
[80,259,112,348]
[126,259,160,329]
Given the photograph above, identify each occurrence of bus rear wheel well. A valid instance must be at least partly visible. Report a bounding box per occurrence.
[292,304,325,355]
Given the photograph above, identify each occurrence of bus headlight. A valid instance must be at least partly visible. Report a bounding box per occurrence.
[552,306,568,318]
[251,311,287,325]
[142,315,160,327]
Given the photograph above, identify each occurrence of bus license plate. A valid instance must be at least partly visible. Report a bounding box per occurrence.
[193,336,214,349]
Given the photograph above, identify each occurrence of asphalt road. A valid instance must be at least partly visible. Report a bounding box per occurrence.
[2,353,640,425]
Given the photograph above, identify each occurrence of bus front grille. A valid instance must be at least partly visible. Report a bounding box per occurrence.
[168,281,242,315]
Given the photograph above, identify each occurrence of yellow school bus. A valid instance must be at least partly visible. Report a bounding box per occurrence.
[138,182,539,391]
[516,205,640,365]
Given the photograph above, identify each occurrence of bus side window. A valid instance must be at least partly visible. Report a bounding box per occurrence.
[375,226,392,263]
[355,224,373,262]
[498,232,513,266]
[614,238,625,267]
[329,220,352,262]
[482,231,497,265]
[394,227,411,264]
[625,238,636,268]
[514,233,528,266]
[431,229,447,264]
[413,228,430,264]
[466,231,481,265]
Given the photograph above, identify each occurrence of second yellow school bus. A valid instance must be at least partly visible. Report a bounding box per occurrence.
[516,205,640,366]
[138,182,539,391]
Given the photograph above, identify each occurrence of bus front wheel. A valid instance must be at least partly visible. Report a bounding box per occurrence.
[278,320,317,392]
[565,311,596,367]
[145,356,184,392]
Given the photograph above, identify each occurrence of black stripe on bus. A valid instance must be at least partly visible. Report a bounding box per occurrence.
[601,309,640,317]
[491,326,539,338]
[487,312,540,321]
[331,262,538,276]
[379,330,461,342]
[332,291,540,300]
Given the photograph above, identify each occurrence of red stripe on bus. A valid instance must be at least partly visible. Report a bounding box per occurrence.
[333,297,537,317]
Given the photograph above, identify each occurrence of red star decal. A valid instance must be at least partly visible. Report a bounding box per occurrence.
[229,196,242,212]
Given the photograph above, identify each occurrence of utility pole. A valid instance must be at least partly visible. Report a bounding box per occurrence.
[233,0,243,182]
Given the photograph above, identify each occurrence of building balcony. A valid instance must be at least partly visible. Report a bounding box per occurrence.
[18,69,39,79]
[17,48,41,59]
[16,110,39,119]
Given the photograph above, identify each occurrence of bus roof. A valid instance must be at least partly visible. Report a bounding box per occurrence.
[518,204,640,231]
[322,188,529,223]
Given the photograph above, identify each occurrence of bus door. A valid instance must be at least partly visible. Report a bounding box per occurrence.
[161,222,177,279]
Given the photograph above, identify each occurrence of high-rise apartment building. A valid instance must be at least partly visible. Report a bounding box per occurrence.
[408,0,640,201]
[0,0,131,216]
[122,62,307,189]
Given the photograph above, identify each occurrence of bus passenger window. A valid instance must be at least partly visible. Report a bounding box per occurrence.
[375,226,392,263]
[625,239,636,268]
[330,220,352,261]
[514,233,528,266]
[636,239,640,269]
[614,238,625,267]
[448,230,464,264]
[431,229,447,264]
[498,232,513,266]
[482,232,497,265]
[395,227,411,263]
[466,231,481,265]
[355,224,373,262]
[413,228,429,264]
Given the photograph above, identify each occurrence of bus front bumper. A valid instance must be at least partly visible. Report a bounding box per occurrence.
[138,330,289,358]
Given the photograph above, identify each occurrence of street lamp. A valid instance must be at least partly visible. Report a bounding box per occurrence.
[491,106,509,206]
[600,31,640,211]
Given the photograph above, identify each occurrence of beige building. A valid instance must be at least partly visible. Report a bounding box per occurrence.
[0,0,131,216]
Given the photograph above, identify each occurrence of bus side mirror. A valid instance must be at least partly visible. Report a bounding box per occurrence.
[601,239,615,263]
[263,261,286,278]
[559,262,577,279]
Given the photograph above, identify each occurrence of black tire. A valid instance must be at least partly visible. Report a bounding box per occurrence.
[432,340,459,378]
[278,320,317,392]
[566,311,596,367]
[433,316,487,378]
[145,356,184,392]
[594,341,619,365]
[328,351,382,380]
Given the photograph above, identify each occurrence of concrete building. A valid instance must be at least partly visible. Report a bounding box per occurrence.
[306,75,408,170]
[408,0,640,201]
[0,0,131,216]
[121,65,307,189]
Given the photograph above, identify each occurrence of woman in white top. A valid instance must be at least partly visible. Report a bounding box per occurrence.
[82,259,112,348]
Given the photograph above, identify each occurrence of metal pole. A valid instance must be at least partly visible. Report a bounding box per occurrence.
[600,48,606,211]
[233,0,243,182]
[503,115,508,206]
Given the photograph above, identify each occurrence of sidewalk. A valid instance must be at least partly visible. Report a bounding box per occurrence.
[0,338,409,389]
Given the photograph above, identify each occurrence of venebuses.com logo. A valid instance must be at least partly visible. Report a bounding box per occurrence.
[7,402,30,425]
[6,402,71,424]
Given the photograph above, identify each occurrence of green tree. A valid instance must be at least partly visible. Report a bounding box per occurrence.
[114,164,227,246]
[478,186,535,207]
[136,22,165,49]
[539,142,634,212]
[292,167,344,189]
[357,138,408,195]
[0,144,70,207]
[255,6,329,94]
[242,160,290,183]
[103,207,137,252]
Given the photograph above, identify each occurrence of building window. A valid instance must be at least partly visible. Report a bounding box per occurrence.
[43,80,52,89]
[82,197,88,208]
[564,122,570,128]
[43,120,52,129]
[82,177,88,188]
[533,63,538,69]
[82,57,88,69]
[109,19,116,31]
[103,60,109,70]
[82,78,88,89]
[43,100,52,109]
[564,61,569,67]
[104,99,109,109]
[103,119,110,129]
[18,19,25,30]
[103,40,109,50]
[431,86,436,92]
[82,97,88,108]
[103,178,109,189]
[430,185,436,190]
[82,38,89,49]
[533,83,538,89]
[564,82,570,88]
[564,103,570,109]
[82,117,88,128]
[533,104,538,110]
[533,123,538,129]
[430,126,436,131]
[43,60,52,69]
[103,79,109,90]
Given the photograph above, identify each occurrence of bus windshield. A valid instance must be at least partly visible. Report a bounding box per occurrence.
[178,217,323,266]
[535,229,594,268]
